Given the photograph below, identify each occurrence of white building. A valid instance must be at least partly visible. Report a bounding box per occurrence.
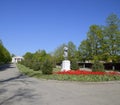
[12,56,24,63]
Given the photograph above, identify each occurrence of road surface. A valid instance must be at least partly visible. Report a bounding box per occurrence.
[0,64,120,105]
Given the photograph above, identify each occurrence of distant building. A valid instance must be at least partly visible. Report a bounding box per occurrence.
[12,56,23,63]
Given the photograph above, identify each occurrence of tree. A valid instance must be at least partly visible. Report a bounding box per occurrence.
[41,59,53,75]
[53,41,78,65]
[11,54,16,57]
[22,50,54,71]
[78,40,90,62]
[22,52,33,67]
[0,39,11,64]
[32,50,47,62]
[78,25,104,62]
[67,41,77,61]
[23,52,33,61]
[78,14,120,63]
[87,25,104,60]
[105,13,120,62]
[53,43,66,64]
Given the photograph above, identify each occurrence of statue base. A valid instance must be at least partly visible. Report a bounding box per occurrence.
[61,60,70,71]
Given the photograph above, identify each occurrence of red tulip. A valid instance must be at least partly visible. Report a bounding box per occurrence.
[55,70,120,75]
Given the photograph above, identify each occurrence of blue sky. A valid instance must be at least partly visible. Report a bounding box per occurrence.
[0,0,120,56]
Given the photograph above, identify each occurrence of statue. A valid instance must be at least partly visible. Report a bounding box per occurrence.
[61,46,70,71]
[63,46,68,60]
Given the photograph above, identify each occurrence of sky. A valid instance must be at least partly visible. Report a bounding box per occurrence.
[0,0,120,56]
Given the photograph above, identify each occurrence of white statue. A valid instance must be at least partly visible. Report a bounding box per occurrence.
[61,46,70,71]
[63,46,68,60]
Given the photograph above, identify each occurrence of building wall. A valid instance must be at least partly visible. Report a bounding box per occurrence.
[12,56,23,63]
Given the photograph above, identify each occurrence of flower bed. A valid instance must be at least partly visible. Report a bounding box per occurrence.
[56,70,120,75]
[17,64,120,82]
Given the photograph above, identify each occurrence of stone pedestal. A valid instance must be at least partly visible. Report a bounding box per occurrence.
[61,60,70,71]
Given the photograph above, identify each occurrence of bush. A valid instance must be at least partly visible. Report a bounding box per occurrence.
[20,60,41,71]
[41,59,53,75]
[31,62,41,71]
[71,59,79,70]
[92,61,105,72]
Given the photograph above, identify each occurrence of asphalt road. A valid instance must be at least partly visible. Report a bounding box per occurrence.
[0,64,120,105]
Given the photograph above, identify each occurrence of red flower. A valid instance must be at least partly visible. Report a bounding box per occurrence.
[55,70,120,75]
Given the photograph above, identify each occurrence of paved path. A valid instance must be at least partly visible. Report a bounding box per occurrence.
[0,64,120,105]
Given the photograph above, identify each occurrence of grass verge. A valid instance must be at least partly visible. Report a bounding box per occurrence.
[17,64,120,82]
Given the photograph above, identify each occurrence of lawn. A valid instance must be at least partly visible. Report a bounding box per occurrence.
[17,64,120,82]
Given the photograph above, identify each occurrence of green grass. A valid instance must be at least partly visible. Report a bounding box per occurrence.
[17,64,120,82]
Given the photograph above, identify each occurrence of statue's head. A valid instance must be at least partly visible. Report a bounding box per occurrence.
[64,46,68,51]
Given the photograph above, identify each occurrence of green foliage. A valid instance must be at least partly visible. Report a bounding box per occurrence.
[17,64,120,82]
[67,41,77,61]
[20,50,54,71]
[78,40,91,61]
[17,64,41,77]
[19,14,120,73]
[92,61,105,72]
[78,14,120,63]
[0,39,11,65]
[31,62,41,71]
[41,59,53,75]
[53,41,78,65]
[104,14,120,62]
[71,59,79,70]
[53,44,66,64]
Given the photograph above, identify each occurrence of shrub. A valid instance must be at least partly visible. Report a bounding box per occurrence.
[32,62,41,71]
[92,61,105,72]
[23,60,32,68]
[41,59,53,75]
[71,59,79,70]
